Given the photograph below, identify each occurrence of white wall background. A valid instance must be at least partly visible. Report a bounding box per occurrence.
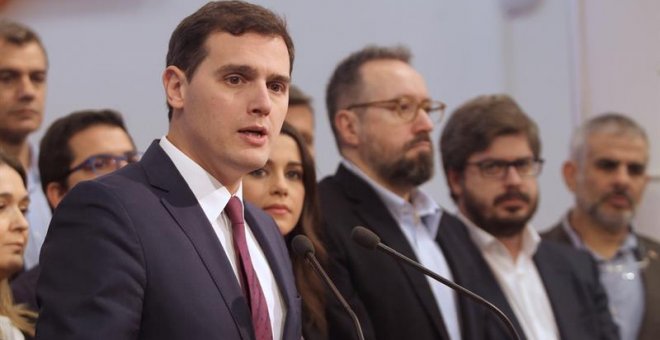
[2,0,656,238]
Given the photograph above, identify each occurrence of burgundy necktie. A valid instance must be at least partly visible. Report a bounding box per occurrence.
[225,196,273,340]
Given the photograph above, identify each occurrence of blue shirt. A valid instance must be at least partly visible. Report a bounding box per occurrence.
[341,159,461,340]
[561,213,644,340]
[24,147,52,269]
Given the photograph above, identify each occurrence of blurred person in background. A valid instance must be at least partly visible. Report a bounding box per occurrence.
[543,113,660,340]
[244,122,327,340]
[0,151,37,339]
[0,20,50,271]
[11,109,137,313]
[285,85,315,156]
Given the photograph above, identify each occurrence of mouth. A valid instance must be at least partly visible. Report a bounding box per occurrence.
[494,191,531,210]
[5,243,25,254]
[406,135,433,151]
[263,204,291,216]
[11,108,39,117]
[238,125,268,145]
[604,193,633,209]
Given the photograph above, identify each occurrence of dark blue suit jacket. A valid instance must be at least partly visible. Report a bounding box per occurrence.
[35,141,301,340]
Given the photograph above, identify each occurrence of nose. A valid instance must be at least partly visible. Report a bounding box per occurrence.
[17,77,37,102]
[413,107,434,133]
[247,83,272,116]
[10,207,29,235]
[612,164,632,188]
[269,171,288,197]
[503,165,523,185]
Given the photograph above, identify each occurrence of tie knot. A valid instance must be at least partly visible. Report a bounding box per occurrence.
[225,196,244,225]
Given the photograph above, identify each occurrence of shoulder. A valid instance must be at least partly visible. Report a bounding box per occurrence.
[637,233,660,250]
[537,240,595,270]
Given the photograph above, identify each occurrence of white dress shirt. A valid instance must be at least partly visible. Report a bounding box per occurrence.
[457,212,559,340]
[342,159,461,340]
[160,137,285,339]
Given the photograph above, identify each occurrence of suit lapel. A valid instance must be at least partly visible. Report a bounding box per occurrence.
[141,141,254,340]
[437,213,526,340]
[534,243,575,340]
[335,165,449,339]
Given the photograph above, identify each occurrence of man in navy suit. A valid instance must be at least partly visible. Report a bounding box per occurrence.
[35,2,301,339]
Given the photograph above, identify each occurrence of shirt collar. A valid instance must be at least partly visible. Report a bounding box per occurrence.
[160,136,241,222]
[457,210,540,257]
[561,210,638,261]
[341,158,441,235]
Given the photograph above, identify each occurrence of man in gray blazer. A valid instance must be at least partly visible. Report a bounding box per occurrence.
[35,2,301,339]
[542,113,660,340]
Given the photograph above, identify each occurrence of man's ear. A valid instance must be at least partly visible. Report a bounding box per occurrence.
[562,160,578,193]
[45,182,67,209]
[162,66,187,113]
[334,109,361,147]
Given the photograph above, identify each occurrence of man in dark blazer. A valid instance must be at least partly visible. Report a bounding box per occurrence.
[319,45,466,340]
[542,113,660,340]
[35,2,301,339]
[12,109,137,313]
[438,94,618,340]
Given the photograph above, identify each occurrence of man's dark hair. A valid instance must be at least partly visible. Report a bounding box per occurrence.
[0,20,48,64]
[166,0,294,120]
[325,45,410,149]
[289,84,312,107]
[440,94,541,201]
[0,150,26,189]
[39,109,132,194]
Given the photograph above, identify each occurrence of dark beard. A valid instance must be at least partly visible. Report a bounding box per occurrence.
[374,134,434,187]
[463,188,537,237]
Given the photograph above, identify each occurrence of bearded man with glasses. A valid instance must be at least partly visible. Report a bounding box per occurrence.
[319,45,469,340]
[10,108,137,313]
[438,94,618,340]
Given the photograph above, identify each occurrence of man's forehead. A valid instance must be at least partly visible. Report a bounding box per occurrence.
[586,133,648,160]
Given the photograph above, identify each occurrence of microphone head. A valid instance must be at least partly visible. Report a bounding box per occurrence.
[351,226,380,250]
[291,234,315,258]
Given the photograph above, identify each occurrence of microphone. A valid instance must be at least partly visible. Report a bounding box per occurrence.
[351,226,521,340]
[291,235,365,340]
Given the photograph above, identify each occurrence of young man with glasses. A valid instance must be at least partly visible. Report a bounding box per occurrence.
[10,108,137,312]
[319,45,465,340]
[542,113,660,340]
[438,94,618,340]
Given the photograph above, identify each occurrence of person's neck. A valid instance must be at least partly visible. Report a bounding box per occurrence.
[569,209,628,260]
[345,155,413,201]
[498,233,524,261]
[0,138,31,170]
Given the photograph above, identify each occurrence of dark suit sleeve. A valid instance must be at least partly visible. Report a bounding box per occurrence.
[323,220,376,340]
[36,181,146,340]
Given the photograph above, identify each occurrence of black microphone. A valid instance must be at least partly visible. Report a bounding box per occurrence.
[291,235,365,340]
[351,226,521,340]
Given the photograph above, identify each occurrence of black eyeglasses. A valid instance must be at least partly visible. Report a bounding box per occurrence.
[466,158,544,179]
[345,95,446,123]
[65,151,141,178]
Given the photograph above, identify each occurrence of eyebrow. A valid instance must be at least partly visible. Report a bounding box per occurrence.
[215,64,290,84]
[0,192,29,202]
